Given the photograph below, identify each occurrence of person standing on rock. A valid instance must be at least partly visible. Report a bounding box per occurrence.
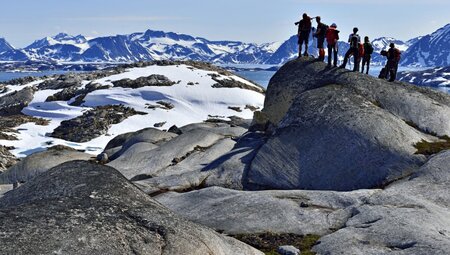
[326,23,340,67]
[361,36,374,74]
[386,43,401,82]
[340,27,361,71]
[314,17,328,61]
[295,13,312,57]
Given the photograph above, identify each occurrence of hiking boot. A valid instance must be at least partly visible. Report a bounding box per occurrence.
[303,52,309,57]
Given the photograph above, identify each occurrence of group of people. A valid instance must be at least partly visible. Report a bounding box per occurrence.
[295,13,401,81]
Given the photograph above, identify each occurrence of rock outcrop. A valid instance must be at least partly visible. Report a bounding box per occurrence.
[248,58,450,191]
[37,73,82,90]
[0,114,49,141]
[108,122,248,181]
[155,186,376,236]
[0,87,35,116]
[0,146,17,173]
[51,105,146,143]
[0,146,92,184]
[112,74,176,88]
[0,161,262,255]
[103,127,178,161]
[312,150,450,255]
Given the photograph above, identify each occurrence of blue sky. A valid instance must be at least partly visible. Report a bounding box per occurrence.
[1,0,449,47]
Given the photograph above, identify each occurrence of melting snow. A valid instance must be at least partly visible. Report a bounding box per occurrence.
[0,64,265,157]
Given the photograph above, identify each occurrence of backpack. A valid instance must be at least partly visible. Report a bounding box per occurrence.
[359,43,365,57]
[300,18,312,32]
[326,28,339,44]
[365,43,374,55]
[350,34,360,48]
[394,48,401,62]
[319,23,328,37]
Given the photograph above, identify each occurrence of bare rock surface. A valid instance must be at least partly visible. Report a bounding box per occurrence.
[262,58,450,136]
[312,150,450,255]
[0,86,35,116]
[108,123,247,180]
[0,161,263,255]
[155,186,376,236]
[248,58,450,191]
[0,146,92,184]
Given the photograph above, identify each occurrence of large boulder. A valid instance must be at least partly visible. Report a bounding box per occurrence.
[103,127,178,161]
[0,161,262,255]
[108,123,247,180]
[155,186,376,236]
[0,146,92,184]
[312,150,450,255]
[262,58,450,136]
[0,86,35,116]
[248,59,450,191]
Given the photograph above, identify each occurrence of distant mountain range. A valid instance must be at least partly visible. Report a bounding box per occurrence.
[0,24,449,67]
[398,66,450,87]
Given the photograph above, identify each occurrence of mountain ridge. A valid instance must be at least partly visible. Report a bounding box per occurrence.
[1,24,449,67]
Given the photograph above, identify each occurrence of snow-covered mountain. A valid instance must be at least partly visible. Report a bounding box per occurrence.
[401,24,450,67]
[371,37,409,52]
[4,30,276,64]
[0,38,28,61]
[0,24,449,66]
[398,66,450,87]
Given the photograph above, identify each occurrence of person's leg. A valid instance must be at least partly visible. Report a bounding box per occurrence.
[327,45,332,66]
[333,45,338,67]
[304,41,309,56]
[391,62,398,81]
[352,48,360,71]
[386,61,392,80]
[366,56,371,74]
[361,57,366,73]
[341,48,352,68]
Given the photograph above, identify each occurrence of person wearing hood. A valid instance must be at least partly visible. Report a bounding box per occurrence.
[325,23,340,67]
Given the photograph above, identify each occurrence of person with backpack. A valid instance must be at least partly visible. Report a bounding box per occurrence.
[361,36,374,74]
[295,13,312,57]
[325,23,339,67]
[386,43,401,82]
[340,27,361,71]
[313,16,328,61]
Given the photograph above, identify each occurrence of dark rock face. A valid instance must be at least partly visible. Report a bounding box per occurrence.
[51,105,147,143]
[249,58,450,191]
[112,74,176,89]
[0,87,35,116]
[0,114,49,140]
[0,161,262,255]
[211,76,265,94]
[38,74,82,90]
[46,82,111,105]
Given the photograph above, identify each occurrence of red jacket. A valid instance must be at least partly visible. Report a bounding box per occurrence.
[326,27,339,45]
